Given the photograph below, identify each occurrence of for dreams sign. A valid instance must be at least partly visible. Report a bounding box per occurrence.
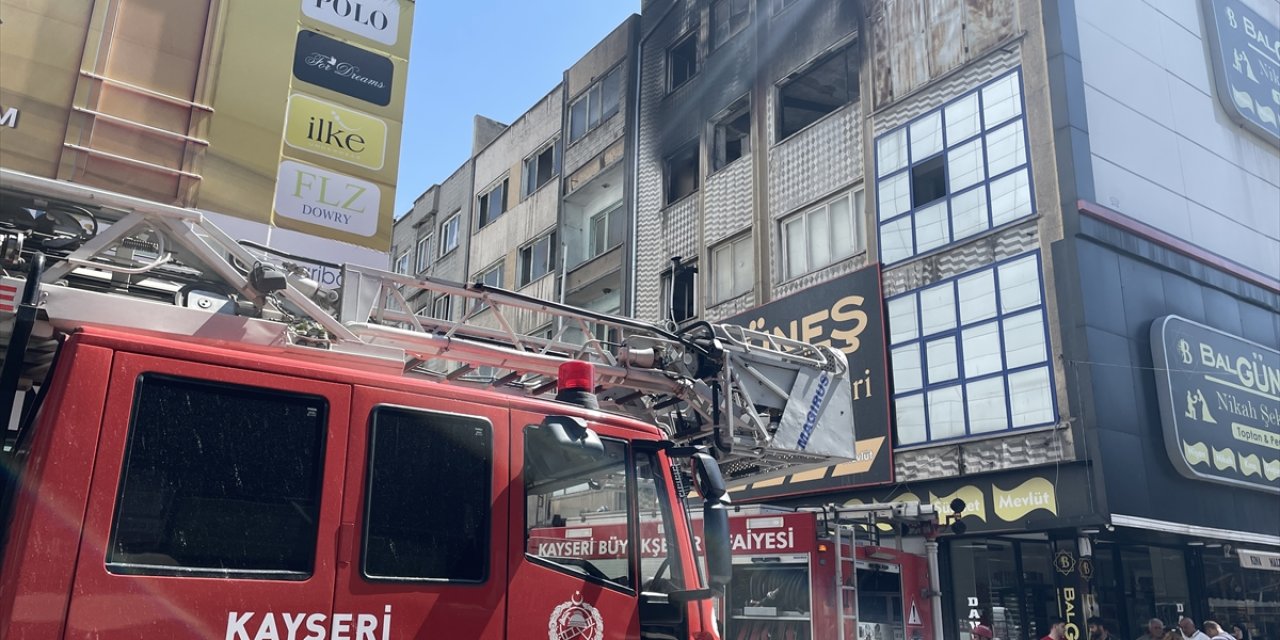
[1151,315,1280,494]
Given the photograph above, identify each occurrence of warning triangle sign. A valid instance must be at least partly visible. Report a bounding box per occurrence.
[908,600,923,626]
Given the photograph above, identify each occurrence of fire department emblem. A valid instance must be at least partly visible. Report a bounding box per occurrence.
[548,592,604,640]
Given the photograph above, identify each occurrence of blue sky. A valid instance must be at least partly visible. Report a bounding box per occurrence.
[395,1,641,215]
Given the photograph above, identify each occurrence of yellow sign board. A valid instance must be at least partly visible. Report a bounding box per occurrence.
[284,93,388,172]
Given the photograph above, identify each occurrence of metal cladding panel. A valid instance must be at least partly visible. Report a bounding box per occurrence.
[872,47,1021,134]
[894,428,1072,483]
[662,195,701,265]
[703,154,754,246]
[705,292,757,324]
[772,253,870,302]
[880,221,1040,297]
[766,104,863,219]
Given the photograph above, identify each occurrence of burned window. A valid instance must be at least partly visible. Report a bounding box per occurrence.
[477,179,508,229]
[664,143,700,205]
[668,32,699,91]
[713,100,751,171]
[661,259,698,324]
[364,407,492,582]
[777,44,858,140]
[107,375,327,579]
[711,0,750,50]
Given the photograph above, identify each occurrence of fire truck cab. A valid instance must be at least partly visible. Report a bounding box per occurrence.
[0,326,729,639]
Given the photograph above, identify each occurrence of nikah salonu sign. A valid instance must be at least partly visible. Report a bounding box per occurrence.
[1151,315,1280,494]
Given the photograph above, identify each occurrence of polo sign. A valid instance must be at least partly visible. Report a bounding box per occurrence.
[1151,315,1280,494]
[294,30,394,106]
[302,0,400,46]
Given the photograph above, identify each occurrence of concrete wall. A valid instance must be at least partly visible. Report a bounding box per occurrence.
[1074,0,1280,279]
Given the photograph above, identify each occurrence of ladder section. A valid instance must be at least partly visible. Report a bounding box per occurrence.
[338,263,856,475]
[0,168,860,481]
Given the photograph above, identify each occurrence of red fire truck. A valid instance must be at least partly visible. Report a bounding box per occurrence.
[531,505,945,640]
[0,169,861,639]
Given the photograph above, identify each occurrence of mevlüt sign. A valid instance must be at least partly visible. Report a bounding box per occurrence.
[1151,315,1280,494]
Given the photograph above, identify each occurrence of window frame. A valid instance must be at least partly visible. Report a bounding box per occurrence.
[776,43,859,142]
[474,260,504,311]
[415,234,432,273]
[477,178,509,229]
[875,69,1033,266]
[522,138,560,199]
[887,251,1057,447]
[568,66,623,145]
[667,31,699,93]
[772,0,799,16]
[439,212,461,257]
[711,0,751,50]
[106,373,329,580]
[393,251,410,275]
[431,295,451,321]
[780,187,864,281]
[710,233,753,304]
[522,428,638,594]
[661,259,699,324]
[663,141,701,206]
[360,405,494,583]
[588,202,625,259]
[711,98,751,172]
[517,232,557,288]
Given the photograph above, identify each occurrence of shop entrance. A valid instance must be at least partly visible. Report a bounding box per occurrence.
[946,538,1058,640]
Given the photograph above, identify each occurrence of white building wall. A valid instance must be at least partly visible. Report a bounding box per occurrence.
[1075,0,1280,278]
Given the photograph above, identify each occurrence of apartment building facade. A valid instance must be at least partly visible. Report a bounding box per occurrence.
[632,0,1279,638]
[391,1,1279,635]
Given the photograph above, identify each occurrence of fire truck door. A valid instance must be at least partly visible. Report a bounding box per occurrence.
[63,353,350,640]
[331,386,510,640]
[511,410,660,640]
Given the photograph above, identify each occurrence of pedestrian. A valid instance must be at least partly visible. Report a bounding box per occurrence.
[1042,617,1066,640]
[1179,618,1211,640]
[1229,623,1250,640]
[1136,619,1166,640]
[1203,622,1233,640]
[1089,618,1113,640]
[973,622,995,640]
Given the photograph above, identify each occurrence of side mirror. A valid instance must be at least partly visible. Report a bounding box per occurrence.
[691,452,732,587]
[539,415,605,454]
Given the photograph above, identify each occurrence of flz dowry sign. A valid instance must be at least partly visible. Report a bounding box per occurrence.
[294,30,393,107]
[1151,315,1280,494]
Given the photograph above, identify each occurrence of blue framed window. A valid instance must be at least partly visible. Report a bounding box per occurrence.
[887,251,1056,445]
[875,69,1033,265]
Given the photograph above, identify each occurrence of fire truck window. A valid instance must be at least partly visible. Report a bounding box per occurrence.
[524,427,634,591]
[363,407,492,582]
[107,375,327,579]
[635,452,687,592]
